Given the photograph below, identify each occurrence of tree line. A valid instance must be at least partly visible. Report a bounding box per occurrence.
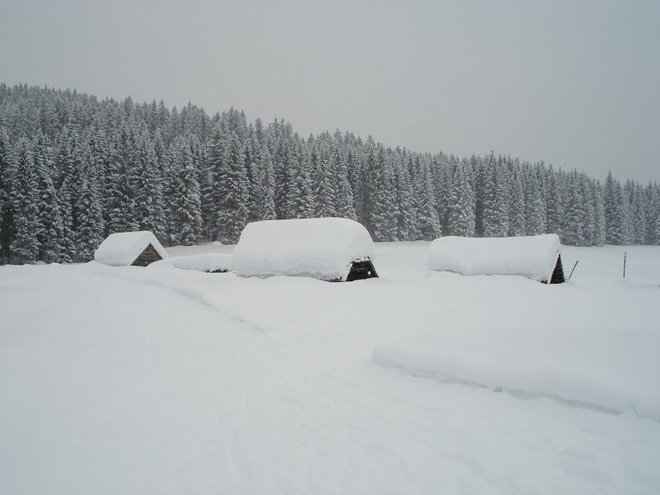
[0,83,658,264]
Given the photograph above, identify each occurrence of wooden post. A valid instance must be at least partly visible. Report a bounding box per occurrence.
[568,260,579,280]
[623,252,627,279]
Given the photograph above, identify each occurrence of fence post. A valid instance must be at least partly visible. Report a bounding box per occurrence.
[623,252,627,279]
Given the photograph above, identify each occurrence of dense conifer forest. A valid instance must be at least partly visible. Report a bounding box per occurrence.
[0,83,658,264]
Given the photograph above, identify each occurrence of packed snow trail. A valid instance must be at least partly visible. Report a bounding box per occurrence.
[1,245,660,494]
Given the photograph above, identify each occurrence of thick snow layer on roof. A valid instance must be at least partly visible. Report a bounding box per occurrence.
[151,254,233,273]
[234,218,374,280]
[428,234,561,282]
[94,231,168,267]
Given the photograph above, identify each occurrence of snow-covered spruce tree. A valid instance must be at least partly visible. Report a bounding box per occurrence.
[0,127,13,264]
[448,160,476,237]
[216,131,249,243]
[9,138,40,263]
[244,124,262,222]
[331,146,357,221]
[134,130,166,240]
[363,141,398,241]
[482,160,509,237]
[581,176,596,246]
[204,124,226,239]
[524,167,546,235]
[257,144,277,220]
[349,148,367,226]
[412,155,441,240]
[630,183,648,245]
[508,166,526,236]
[270,120,293,219]
[286,140,314,220]
[654,192,660,245]
[603,172,625,245]
[177,136,203,245]
[312,141,336,218]
[106,123,139,233]
[562,173,586,246]
[592,181,606,246]
[432,156,452,235]
[32,134,64,262]
[392,154,415,240]
[74,141,104,261]
[545,167,564,237]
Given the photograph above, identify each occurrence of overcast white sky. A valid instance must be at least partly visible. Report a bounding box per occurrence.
[1,0,659,182]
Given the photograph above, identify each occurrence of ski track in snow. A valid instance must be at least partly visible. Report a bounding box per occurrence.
[1,244,659,494]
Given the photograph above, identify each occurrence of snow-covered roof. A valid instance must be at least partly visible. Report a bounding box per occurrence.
[94,231,168,267]
[428,234,561,282]
[234,218,374,281]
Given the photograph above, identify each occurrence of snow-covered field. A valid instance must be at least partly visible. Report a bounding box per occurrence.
[1,242,659,494]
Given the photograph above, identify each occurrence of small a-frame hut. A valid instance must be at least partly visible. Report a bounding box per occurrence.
[428,234,565,284]
[94,231,168,267]
[233,217,378,282]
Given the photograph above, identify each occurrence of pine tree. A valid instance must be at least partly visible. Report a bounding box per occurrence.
[312,142,336,217]
[75,142,104,261]
[604,172,625,244]
[177,137,203,245]
[286,140,314,219]
[9,138,40,263]
[545,168,564,237]
[32,134,64,262]
[216,131,249,243]
[448,161,476,236]
[392,155,415,239]
[508,168,526,236]
[524,168,546,235]
[412,156,441,240]
[106,123,139,233]
[482,161,509,237]
[592,181,606,246]
[258,145,276,220]
[0,127,13,264]
[331,146,357,221]
[563,173,585,246]
[134,131,166,240]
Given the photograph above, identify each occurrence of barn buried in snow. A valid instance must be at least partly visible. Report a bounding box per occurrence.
[94,231,168,267]
[233,218,378,282]
[428,234,565,284]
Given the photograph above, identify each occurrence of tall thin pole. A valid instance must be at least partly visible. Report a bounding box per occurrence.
[623,252,627,279]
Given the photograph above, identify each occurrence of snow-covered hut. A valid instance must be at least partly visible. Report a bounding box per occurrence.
[94,231,168,267]
[234,218,378,282]
[428,234,565,284]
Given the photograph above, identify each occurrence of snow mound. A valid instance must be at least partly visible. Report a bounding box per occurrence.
[157,253,233,273]
[94,231,168,266]
[234,217,374,281]
[428,234,561,282]
[374,328,660,421]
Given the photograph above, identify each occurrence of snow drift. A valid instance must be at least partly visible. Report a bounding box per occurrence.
[234,218,377,281]
[428,234,564,283]
[94,231,168,267]
[151,253,233,273]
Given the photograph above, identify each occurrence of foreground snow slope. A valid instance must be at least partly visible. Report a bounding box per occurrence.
[1,243,659,494]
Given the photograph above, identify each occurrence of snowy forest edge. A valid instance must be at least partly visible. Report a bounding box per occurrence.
[0,83,658,265]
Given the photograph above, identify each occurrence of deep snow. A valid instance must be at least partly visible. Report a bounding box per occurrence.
[1,242,659,494]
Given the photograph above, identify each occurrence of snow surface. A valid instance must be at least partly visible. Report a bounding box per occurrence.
[151,253,234,273]
[1,243,659,494]
[428,234,562,282]
[234,217,374,281]
[93,231,168,266]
